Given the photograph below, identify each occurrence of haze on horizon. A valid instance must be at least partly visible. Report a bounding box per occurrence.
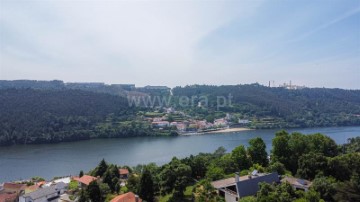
[0,0,359,89]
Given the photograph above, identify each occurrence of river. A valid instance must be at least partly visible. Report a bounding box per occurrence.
[0,126,359,182]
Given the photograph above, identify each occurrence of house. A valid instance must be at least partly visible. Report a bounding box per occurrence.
[0,183,26,202]
[176,123,187,131]
[119,169,130,180]
[0,192,17,202]
[211,171,279,202]
[2,183,26,194]
[281,176,312,192]
[73,175,97,188]
[151,121,169,128]
[214,118,228,127]
[170,122,178,127]
[44,177,71,187]
[19,182,66,202]
[110,192,142,202]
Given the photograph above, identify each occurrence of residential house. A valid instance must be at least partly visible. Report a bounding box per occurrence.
[281,176,312,192]
[73,175,97,188]
[151,121,169,128]
[0,192,17,202]
[214,118,228,127]
[211,171,279,202]
[110,192,142,202]
[170,122,178,127]
[176,123,187,131]
[45,177,71,187]
[119,169,130,180]
[238,119,251,125]
[19,182,66,202]
[0,183,26,202]
[196,120,207,130]
[1,183,26,194]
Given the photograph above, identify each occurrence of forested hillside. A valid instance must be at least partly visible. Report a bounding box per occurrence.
[173,84,360,128]
[1,83,360,145]
[0,89,159,145]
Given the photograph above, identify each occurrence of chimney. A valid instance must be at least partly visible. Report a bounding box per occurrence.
[235,172,239,182]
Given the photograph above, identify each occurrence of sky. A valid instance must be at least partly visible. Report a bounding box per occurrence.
[0,0,359,89]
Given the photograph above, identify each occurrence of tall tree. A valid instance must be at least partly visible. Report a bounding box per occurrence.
[87,181,103,202]
[248,137,268,167]
[139,168,154,202]
[271,130,291,170]
[231,145,251,170]
[95,159,108,177]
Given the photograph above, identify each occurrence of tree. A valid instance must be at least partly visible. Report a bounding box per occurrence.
[266,162,287,175]
[271,131,291,170]
[95,159,108,177]
[103,164,120,192]
[304,189,321,202]
[160,158,191,200]
[78,189,88,202]
[194,179,223,202]
[231,145,251,170]
[87,181,103,202]
[312,177,337,202]
[189,155,209,179]
[343,137,360,153]
[127,174,140,193]
[248,137,268,166]
[297,152,328,180]
[205,166,225,181]
[307,133,338,157]
[334,174,360,202]
[213,146,226,158]
[79,170,84,178]
[99,183,111,197]
[139,168,154,202]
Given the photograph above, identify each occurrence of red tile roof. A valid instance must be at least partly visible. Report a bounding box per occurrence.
[119,169,129,175]
[3,183,25,192]
[0,192,17,202]
[75,175,97,186]
[36,181,46,187]
[110,192,142,202]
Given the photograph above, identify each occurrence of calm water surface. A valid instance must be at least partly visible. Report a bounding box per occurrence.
[0,126,359,182]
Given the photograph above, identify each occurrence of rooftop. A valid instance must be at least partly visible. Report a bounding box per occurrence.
[119,169,129,175]
[110,192,142,202]
[75,175,97,186]
[3,182,26,191]
[22,182,66,200]
[281,176,312,189]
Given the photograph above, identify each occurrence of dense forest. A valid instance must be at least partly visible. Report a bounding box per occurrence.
[0,89,168,146]
[1,81,360,145]
[61,133,360,202]
[173,84,360,128]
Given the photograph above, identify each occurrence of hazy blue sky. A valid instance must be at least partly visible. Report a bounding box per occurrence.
[0,0,359,88]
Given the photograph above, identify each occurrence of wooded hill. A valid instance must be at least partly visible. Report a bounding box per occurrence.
[0,82,359,145]
[172,84,360,128]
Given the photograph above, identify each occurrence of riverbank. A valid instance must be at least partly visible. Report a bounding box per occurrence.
[180,127,253,136]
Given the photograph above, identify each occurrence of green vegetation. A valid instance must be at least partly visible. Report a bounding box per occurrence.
[69,180,79,190]
[172,84,360,128]
[71,132,360,202]
[0,89,177,145]
[1,83,360,145]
